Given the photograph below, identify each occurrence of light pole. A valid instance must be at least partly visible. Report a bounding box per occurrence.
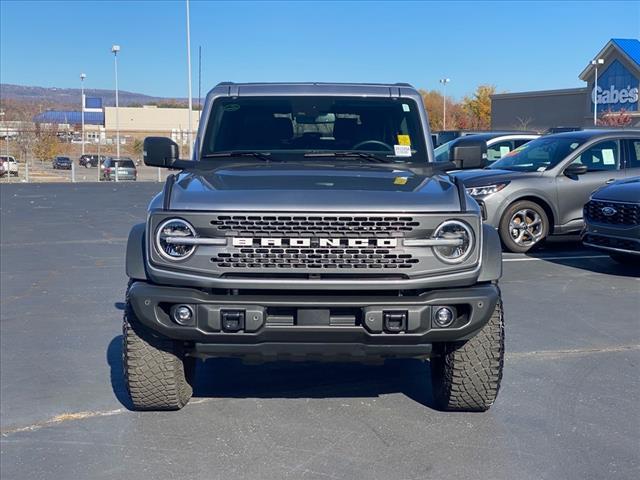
[439,78,450,130]
[591,58,604,126]
[186,0,193,159]
[80,73,86,156]
[111,44,121,182]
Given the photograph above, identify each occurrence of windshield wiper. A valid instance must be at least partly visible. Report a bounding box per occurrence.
[202,151,273,162]
[303,151,387,163]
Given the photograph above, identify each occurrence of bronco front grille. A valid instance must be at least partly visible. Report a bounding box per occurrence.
[585,200,640,226]
[210,215,420,237]
[212,247,418,269]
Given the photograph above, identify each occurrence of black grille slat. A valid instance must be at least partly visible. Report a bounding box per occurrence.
[585,200,640,226]
[584,234,640,252]
[210,215,418,236]
[212,246,417,270]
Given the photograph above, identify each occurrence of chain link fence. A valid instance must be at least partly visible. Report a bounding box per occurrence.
[0,125,191,184]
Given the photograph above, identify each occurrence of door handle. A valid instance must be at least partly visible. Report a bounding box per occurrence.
[605,178,616,184]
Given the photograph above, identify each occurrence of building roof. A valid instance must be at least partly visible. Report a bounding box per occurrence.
[33,110,104,125]
[612,38,640,66]
[579,38,640,80]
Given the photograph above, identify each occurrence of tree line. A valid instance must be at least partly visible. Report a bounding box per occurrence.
[420,85,496,132]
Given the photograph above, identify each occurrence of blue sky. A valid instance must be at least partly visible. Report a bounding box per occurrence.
[1,0,639,100]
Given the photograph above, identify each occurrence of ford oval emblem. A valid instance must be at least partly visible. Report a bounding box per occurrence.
[601,206,617,216]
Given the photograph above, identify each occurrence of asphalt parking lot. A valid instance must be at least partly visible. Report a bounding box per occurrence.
[1,182,639,480]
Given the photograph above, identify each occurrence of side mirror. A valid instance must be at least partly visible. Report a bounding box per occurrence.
[450,141,487,169]
[143,137,180,168]
[564,163,588,176]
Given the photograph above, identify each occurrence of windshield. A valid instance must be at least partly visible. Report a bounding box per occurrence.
[489,136,585,172]
[201,96,427,163]
[433,140,452,162]
[114,159,136,168]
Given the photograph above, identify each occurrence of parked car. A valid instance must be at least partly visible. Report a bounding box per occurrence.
[434,132,540,167]
[455,130,640,253]
[52,156,72,170]
[0,155,19,176]
[101,157,137,181]
[79,154,109,168]
[582,176,640,263]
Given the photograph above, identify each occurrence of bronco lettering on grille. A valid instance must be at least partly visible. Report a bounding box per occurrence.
[232,238,398,248]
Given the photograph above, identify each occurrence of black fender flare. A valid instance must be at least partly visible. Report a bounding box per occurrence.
[126,223,147,280]
[478,223,502,282]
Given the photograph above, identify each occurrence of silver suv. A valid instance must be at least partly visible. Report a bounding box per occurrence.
[455,130,640,253]
[122,82,505,412]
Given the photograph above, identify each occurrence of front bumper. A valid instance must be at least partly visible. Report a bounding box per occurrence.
[581,219,640,256]
[128,282,500,360]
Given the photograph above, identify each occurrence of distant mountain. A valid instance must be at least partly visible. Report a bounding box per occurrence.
[0,83,188,108]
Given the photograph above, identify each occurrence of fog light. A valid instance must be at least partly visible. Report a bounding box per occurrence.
[173,305,193,325]
[434,307,454,328]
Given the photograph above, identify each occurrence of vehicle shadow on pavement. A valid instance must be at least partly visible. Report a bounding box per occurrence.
[106,336,437,410]
[107,335,134,410]
[521,240,640,277]
[192,357,437,409]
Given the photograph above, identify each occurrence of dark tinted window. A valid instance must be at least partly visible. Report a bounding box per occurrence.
[627,139,640,169]
[570,140,620,172]
[486,140,513,162]
[115,160,136,168]
[202,96,427,162]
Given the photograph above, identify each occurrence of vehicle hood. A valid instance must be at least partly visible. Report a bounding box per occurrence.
[592,176,640,202]
[453,168,542,187]
[160,163,464,213]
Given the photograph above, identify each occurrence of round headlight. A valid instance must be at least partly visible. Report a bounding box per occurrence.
[155,218,197,261]
[432,220,474,264]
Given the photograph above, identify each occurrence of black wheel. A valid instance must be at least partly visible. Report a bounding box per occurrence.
[430,297,504,412]
[123,298,194,410]
[499,200,549,253]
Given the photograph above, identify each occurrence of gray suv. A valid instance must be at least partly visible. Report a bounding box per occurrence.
[123,82,504,412]
[455,130,640,253]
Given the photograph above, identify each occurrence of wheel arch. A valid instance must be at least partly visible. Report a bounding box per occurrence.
[126,223,148,280]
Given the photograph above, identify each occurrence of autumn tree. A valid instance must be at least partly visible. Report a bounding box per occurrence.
[127,137,144,161]
[33,126,59,162]
[462,85,495,130]
[419,89,460,131]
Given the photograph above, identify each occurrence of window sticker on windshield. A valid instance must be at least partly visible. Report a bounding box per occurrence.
[394,145,412,157]
[402,104,410,112]
[394,176,409,185]
[397,134,411,146]
[223,104,241,112]
[570,142,580,149]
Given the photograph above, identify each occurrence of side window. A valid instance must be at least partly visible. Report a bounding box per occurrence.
[514,138,533,148]
[626,139,640,169]
[571,140,620,172]
[486,140,514,162]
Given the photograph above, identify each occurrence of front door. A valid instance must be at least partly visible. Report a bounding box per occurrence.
[556,139,626,229]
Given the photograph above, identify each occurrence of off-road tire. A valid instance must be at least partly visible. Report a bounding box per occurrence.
[123,300,194,410]
[430,298,504,412]
[499,200,549,253]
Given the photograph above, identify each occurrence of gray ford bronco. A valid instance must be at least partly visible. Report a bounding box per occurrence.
[124,82,504,411]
